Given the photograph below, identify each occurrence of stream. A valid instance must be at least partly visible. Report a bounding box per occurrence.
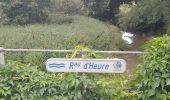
[118,31,155,73]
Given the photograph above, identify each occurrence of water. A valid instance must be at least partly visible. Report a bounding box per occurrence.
[120,31,154,73]
[121,31,134,44]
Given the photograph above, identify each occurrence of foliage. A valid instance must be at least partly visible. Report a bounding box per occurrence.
[82,0,134,20]
[66,45,102,59]
[0,3,9,26]
[0,16,122,50]
[47,15,73,25]
[0,61,60,99]
[0,45,136,100]
[0,16,123,67]
[118,0,170,33]
[49,0,84,15]
[2,0,50,25]
[0,61,99,100]
[0,44,138,99]
[83,0,110,17]
[0,0,136,25]
[136,35,170,99]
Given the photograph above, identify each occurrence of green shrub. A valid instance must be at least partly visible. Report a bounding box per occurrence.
[0,4,9,26]
[0,45,136,99]
[48,15,73,25]
[49,0,84,15]
[118,0,170,33]
[0,61,60,99]
[3,0,49,25]
[0,61,137,100]
[136,35,170,99]
[0,61,98,100]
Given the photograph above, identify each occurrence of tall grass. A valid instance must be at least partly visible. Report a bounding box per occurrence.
[0,16,123,67]
[0,16,122,50]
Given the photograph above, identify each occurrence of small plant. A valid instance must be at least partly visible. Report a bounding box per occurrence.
[66,45,102,59]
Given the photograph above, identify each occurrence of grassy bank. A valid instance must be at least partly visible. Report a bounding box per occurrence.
[0,16,123,67]
[0,16,122,50]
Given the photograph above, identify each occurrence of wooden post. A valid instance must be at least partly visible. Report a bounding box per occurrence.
[0,47,5,65]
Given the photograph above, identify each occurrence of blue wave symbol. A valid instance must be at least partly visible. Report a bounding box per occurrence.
[49,63,65,68]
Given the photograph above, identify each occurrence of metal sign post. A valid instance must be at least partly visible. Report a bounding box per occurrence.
[0,47,5,65]
[80,50,88,100]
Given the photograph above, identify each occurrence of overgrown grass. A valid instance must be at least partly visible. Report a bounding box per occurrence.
[0,16,123,67]
[0,16,122,50]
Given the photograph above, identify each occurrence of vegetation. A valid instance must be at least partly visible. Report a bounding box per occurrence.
[1,36,170,99]
[1,0,170,34]
[0,0,135,25]
[118,0,170,33]
[0,0,126,69]
[1,0,50,25]
[0,35,170,99]
[136,36,170,99]
[0,16,122,50]
[0,16,123,67]
[0,4,8,26]
[0,0,170,99]
[0,61,137,100]
[0,46,135,100]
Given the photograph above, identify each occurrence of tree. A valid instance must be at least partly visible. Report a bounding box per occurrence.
[118,0,170,33]
[49,0,84,15]
[82,0,134,22]
[0,3,9,25]
[2,0,50,25]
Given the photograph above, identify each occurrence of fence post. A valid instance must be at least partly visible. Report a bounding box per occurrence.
[0,47,5,65]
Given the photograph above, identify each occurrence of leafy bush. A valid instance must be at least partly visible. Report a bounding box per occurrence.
[118,0,170,33]
[82,0,110,17]
[0,61,97,99]
[0,3,9,26]
[117,3,137,31]
[2,0,49,25]
[0,61,59,99]
[0,45,136,99]
[136,35,170,99]
[48,15,73,25]
[1,0,85,25]
[49,0,84,15]
[0,61,136,99]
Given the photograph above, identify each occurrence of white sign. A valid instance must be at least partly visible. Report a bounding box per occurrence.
[46,58,126,73]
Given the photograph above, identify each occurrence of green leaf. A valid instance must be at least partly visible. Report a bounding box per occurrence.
[77,91,82,99]
[3,86,10,90]
[40,88,46,96]
[160,94,167,100]
[148,89,155,97]
[0,88,5,95]
[152,78,161,89]
[166,79,170,85]
[162,73,170,78]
